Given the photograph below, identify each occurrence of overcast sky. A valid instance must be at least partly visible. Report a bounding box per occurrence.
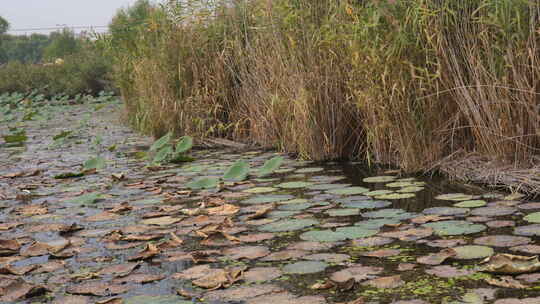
[2,0,143,35]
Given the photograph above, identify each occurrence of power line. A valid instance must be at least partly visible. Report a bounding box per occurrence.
[9,25,108,32]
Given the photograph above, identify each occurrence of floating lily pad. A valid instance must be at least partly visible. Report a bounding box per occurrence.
[83,157,106,171]
[283,261,328,274]
[327,187,369,196]
[362,176,396,183]
[524,212,540,223]
[259,219,318,232]
[125,295,191,304]
[474,235,530,247]
[355,218,402,229]
[435,193,474,201]
[396,186,425,193]
[241,195,294,205]
[325,209,360,217]
[514,224,540,236]
[363,209,417,220]
[307,183,350,191]
[453,245,494,259]
[223,160,250,181]
[268,210,301,218]
[278,203,315,211]
[300,226,378,242]
[279,198,309,205]
[423,220,486,236]
[186,177,219,190]
[243,187,278,194]
[470,206,516,217]
[386,181,426,188]
[295,167,324,174]
[304,253,350,263]
[341,200,391,209]
[365,190,393,196]
[67,193,102,205]
[423,207,469,216]
[374,193,416,200]
[454,200,487,208]
[277,182,313,189]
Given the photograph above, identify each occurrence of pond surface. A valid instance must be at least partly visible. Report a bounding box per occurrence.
[1,99,540,304]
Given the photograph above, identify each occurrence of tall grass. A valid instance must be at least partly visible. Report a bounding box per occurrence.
[109,0,540,173]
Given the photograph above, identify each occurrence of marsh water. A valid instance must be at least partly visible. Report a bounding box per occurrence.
[1,98,540,304]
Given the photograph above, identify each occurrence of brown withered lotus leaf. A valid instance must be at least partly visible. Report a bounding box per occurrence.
[0,264,38,275]
[192,266,246,289]
[98,262,140,277]
[417,248,457,265]
[310,280,336,290]
[480,254,540,274]
[518,203,540,210]
[190,250,220,264]
[397,263,417,271]
[237,233,275,243]
[362,249,401,258]
[223,246,270,260]
[485,276,529,289]
[425,265,475,278]
[0,279,48,302]
[127,243,160,261]
[362,275,404,289]
[206,204,240,216]
[141,216,182,226]
[34,260,66,274]
[379,228,433,241]
[486,220,515,228]
[14,204,48,216]
[85,211,120,222]
[243,267,282,283]
[426,239,467,248]
[172,265,213,280]
[0,222,22,231]
[121,234,163,242]
[261,250,307,261]
[351,237,394,247]
[0,239,21,254]
[474,235,531,247]
[112,273,166,284]
[511,245,540,255]
[109,202,133,213]
[52,295,91,304]
[516,273,540,283]
[494,297,540,304]
[104,241,143,250]
[304,253,350,263]
[411,215,453,224]
[66,281,132,296]
[21,239,70,256]
[246,204,276,220]
[246,292,326,304]
[157,232,184,250]
[330,265,383,283]
[204,284,284,302]
[287,241,337,251]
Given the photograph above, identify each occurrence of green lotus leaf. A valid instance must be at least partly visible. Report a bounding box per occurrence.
[259,218,318,232]
[257,156,284,177]
[222,160,250,181]
[186,177,219,190]
[423,220,486,236]
[175,136,193,154]
[327,187,369,196]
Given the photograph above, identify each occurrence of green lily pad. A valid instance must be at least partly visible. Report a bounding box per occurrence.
[385,181,426,188]
[362,176,397,183]
[125,295,191,304]
[186,177,219,190]
[524,212,540,223]
[277,181,314,189]
[454,200,487,208]
[280,198,309,204]
[67,192,102,205]
[365,190,393,196]
[327,187,369,196]
[257,156,284,177]
[283,261,328,274]
[300,226,378,242]
[423,207,469,216]
[423,220,486,236]
[307,183,350,191]
[470,206,516,217]
[83,156,106,171]
[295,167,324,174]
[259,218,318,232]
[243,187,277,193]
[325,208,360,217]
[453,245,494,259]
[150,132,172,152]
[435,193,474,201]
[241,195,294,204]
[278,203,315,211]
[268,210,301,218]
[341,200,391,209]
[223,160,250,181]
[374,193,415,200]
[363,209,417,220]
[175,136,193,154]
[355,218,402,229]
[514,224,540,236]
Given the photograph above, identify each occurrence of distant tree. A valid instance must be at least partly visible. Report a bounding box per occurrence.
[43,28,80,60]
[109,0,153,51]
[0,34,51,64]
[0,16,8,34]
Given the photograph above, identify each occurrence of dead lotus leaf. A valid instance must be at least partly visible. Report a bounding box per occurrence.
[207,204,240,216]
[112,273,166,284]
[485,276,529,289]
[121,234,162,242]
[417,248,457,265]
[0,264,38,275]
[96,297,123,304]
[15,204,48,216]
[192,266,247,290]
[362,275,404,289]
[141,216,182,226]
[0,279,48,302]
[98,262,140,277]
[379,228,433,241]
[411,215,452,224]
[127,243,160,261]
[310,280,336,290]
[480,254,540,274]
[66,281,132,296]
[246,204,275,220]
[190,250,220,264]
[157,232,184,250]
[21,239,70,257]
[0,222,22,231]
[0,239,21,254]
[86,212,120,222]
[109,202,132,213]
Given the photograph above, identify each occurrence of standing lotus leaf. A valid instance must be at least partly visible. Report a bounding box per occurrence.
[257,156,284,177]
[223,160,250,181]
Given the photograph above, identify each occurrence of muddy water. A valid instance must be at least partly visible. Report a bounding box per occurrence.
[1,99,540,304]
